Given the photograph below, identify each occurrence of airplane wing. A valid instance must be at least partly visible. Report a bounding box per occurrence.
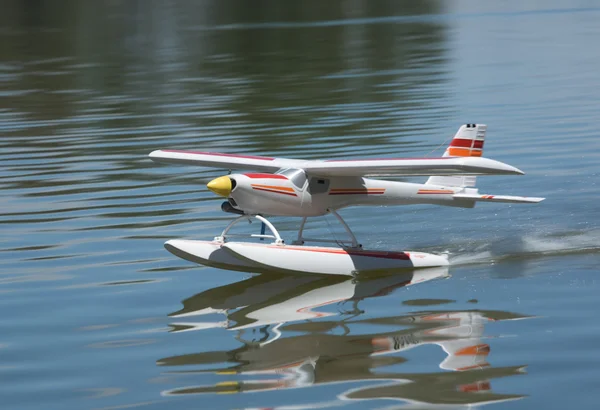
[302,157,524,177]
[149,150,302,173]
[149,150,524,177]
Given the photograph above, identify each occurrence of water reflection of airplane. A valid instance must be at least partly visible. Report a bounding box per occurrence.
[159,267,530,407]
[168,267,449,333]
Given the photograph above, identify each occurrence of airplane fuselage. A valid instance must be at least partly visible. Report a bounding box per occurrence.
[221,170,474,217]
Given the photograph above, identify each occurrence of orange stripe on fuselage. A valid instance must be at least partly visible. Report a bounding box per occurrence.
[252,187,297,197]
[251,184,295,192]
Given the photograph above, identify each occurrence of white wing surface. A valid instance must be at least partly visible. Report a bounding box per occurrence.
[453,193,544,203]
[148,150,300,172]
[149,150,524,176]
[302,156,523,177]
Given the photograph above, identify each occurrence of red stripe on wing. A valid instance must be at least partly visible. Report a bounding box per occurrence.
[244,173,288,179]
[162,150,275,161]
[325,157,453,162]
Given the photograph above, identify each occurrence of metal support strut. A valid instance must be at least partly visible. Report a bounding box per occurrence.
[214,215,284,245]
[293,209,361,249]
[214,210,360,249]
[329,209,360,248]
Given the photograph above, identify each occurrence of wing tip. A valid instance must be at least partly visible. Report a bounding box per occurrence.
[460,156,525,175]
[149,150,165,161]
[514,197,544,203]
[453,194,546,203]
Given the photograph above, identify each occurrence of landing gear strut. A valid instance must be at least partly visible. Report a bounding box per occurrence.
[214,209,362,249]
[292,209,361,249]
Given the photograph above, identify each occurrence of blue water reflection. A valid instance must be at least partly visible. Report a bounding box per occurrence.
[158,269,530,409]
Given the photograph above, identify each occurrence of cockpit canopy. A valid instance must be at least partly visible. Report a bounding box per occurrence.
[276,168,307,189]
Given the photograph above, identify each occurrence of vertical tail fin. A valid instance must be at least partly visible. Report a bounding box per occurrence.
[427,124,487,187]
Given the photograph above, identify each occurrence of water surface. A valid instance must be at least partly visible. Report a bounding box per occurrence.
[1,1,600,409]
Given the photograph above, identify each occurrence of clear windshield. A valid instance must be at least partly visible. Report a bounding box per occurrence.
[277,168,307,189]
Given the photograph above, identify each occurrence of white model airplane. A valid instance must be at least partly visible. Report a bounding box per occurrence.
[150,124,544,275]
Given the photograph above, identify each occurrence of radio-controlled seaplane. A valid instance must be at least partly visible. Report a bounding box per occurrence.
[149,124,544,276]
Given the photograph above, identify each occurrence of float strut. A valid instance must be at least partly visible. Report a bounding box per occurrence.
[260,222,266,241]
[328,209,361,249]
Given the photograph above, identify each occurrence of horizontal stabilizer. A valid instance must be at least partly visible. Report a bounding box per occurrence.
[453,193,545,204]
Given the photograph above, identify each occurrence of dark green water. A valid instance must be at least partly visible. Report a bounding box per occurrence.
[1,1,600,409]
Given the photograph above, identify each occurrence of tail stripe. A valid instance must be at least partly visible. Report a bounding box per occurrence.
[426,124,487,187]
[448,148,482,157]
[448,147,472,157]
[450,139,472,147]
[450,139,484,149]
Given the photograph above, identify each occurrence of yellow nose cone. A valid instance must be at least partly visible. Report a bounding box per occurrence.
[207,176,232,197]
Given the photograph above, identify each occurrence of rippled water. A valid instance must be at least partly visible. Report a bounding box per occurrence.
[1,1,600,409]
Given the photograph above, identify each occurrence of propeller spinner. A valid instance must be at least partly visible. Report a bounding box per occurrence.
[207,176,233,197]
